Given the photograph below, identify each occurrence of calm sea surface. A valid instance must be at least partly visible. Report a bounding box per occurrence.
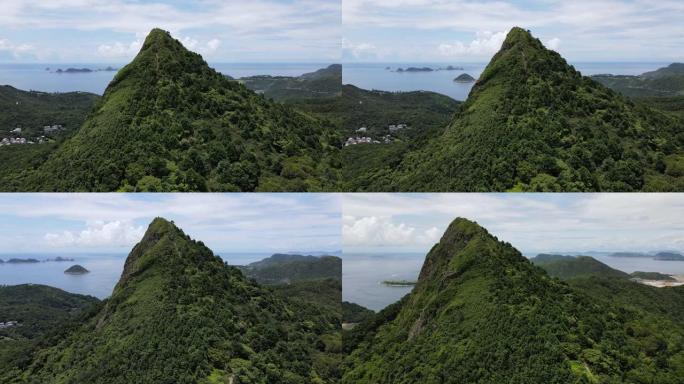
[0,63,330,95]
[344,251,684,312]
[0,252,274,299]
[343,62,671,101]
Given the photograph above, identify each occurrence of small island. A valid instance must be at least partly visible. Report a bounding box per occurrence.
[653,252,684,261]
[454,73,476,83]
[382,280,417,286]
[440,65,464,71]
[56,68,93,73]
[396,67,433,73]
[64,265,90,275]
[6,258,40,263]
[46,256,75,262]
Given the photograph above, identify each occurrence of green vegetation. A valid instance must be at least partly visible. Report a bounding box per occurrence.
[238,254,341,285]
[63,265,89,274]
[0,85,99,137]
[631,271,676,281]
[1,218,340,383]
[0,285,99,370]
[0,29,341,192]
[240,65,341,101]
[347,28,684,191]
[343,217,684,383]
[530,254,630,280]
[342,302,374,324]
[592,63,684,98]
[453,73,475,83]
[292,84,458,191]
[381,280,416,286]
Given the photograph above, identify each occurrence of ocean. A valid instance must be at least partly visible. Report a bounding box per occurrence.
[0,62,330,95]
[344,251,684,312]
[0,252,275,299]
[343,62,671,101]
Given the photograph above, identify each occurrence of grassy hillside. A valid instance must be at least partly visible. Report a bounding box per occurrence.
[0,29,341,192]
[241,64,341,101]
[530,254,630,280]
[592,63,684,98]
[238,254,341,285]
[0,86,99,137]
[1,218,340,383]
[353,28,684,192]
[343,218,684,383]
[0,285,99,371]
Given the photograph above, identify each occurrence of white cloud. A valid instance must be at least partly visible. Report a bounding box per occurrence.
[0,38,35,58]
[343,215,439,247]
[44,220,145,248]
[437,30,507,57]
[545,37,561,50]
[343,0,684,61]
[342,38,377,59]
[97,39,142,58]
[343,194,684,254]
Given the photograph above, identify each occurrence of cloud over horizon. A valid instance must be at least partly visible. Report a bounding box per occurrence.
[343,0,684,62]
[0,0,340,62]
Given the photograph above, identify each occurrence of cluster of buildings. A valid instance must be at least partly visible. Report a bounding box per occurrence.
[389,123,408,133]
[43,124,64,133]
[345,136,379,146]
[1,136,49,146]
[345,123,408,147]
[0,321,18,329]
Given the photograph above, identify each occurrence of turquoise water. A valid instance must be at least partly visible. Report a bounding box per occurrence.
[0,62,331,95]
[344,251,684,312]
[0,252,274,299]
[343,62,671,101]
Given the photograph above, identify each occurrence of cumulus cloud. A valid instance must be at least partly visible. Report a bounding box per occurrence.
[44,220,145,248]
[0,38,34,58]
[342,38,377,59]
[437,30,506,57]
[545,37,561,50]
[180,36,221,55]
[97,39,142,58]
[343,215,440,247]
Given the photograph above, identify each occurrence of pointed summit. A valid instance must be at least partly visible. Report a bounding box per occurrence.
[343,218,684,383]
[415,217,526,288]
[13,218,339,382]
[381,27,682,192]
[19,28,340,192]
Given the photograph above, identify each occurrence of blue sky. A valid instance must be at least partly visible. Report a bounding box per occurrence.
[0,0,340,63]
[343,194,684,254]
[343,0,684,63]
[0,194,341,254]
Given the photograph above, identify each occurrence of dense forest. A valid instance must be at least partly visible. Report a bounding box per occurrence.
[343,28,684,192]
[592,63,684,98]
[238,253,341,285]
[0,29,341,192]
[0,218,340,383]
[343,218,684,383]
[240,65,342,102]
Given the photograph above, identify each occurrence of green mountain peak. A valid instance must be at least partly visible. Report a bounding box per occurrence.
[9,218,338,382]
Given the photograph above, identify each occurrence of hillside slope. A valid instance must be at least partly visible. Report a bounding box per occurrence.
[238,253,342,285]
[375,27,684,192]
[530,254,630,280]
[1,218,340,383]
[343,218,684,383]
[592,63,684,98]
[2,29,340,192]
